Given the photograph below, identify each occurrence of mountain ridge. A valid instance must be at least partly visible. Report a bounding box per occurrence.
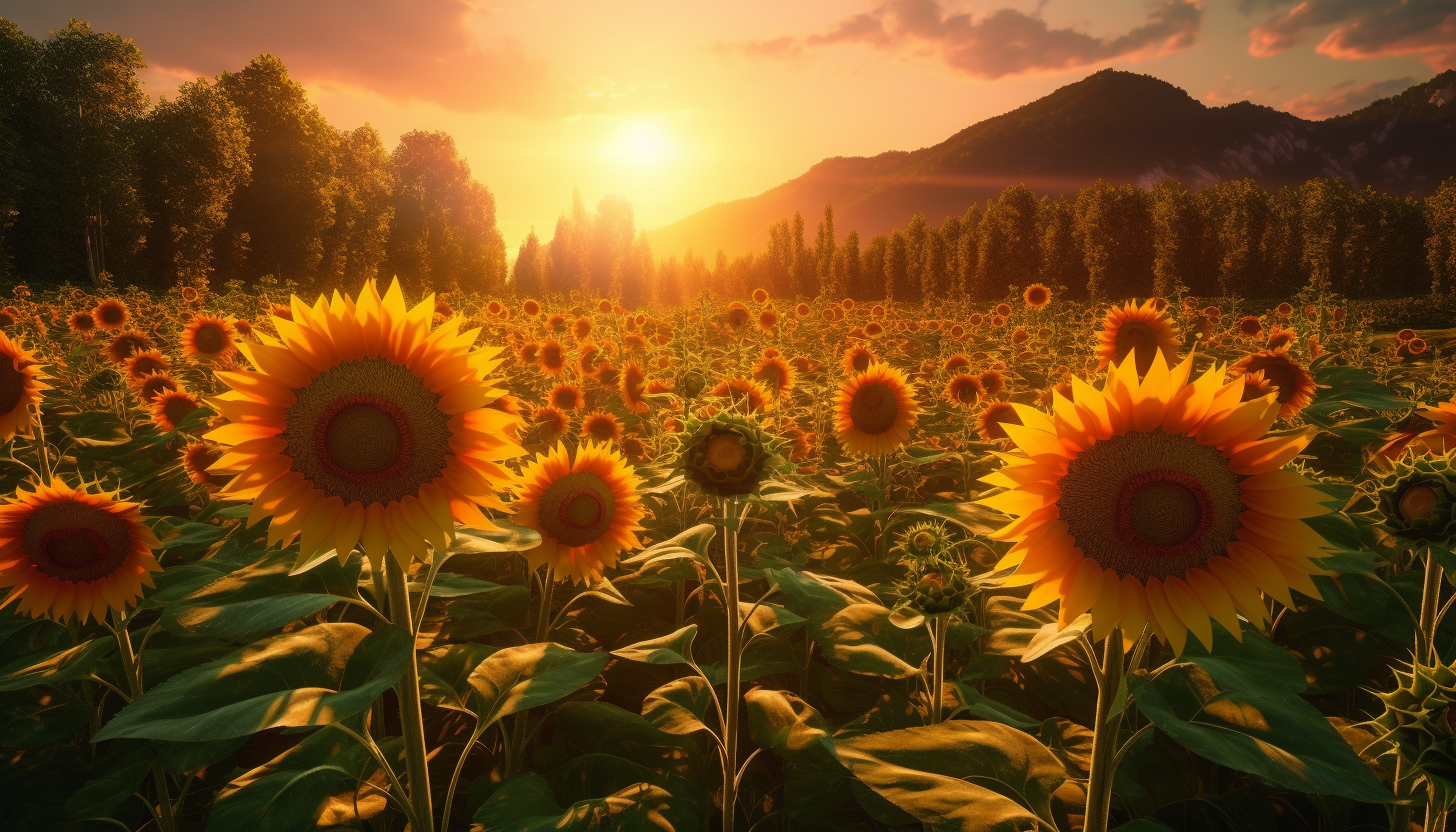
[646,69,1456,258]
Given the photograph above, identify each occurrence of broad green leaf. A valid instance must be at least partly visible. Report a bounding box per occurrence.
[1130,663,1390,802]
[951,682,1040,729]
[642,676,714,735]
[466,642,610,729]
[418,643,498,714]
[170,594,341,639]
[1022,614,1091,662]
[743,689,859,822]
[0,636,114,692]
[64,743,153,819]
[834,721,1068,831]
[905,501,1007,537]
[0,686,90,747]
[764,568,881,623]
[1176,621,1309,696]
[812,603,930,679]
[472,772,677,832]
[413,572,505,598]
[94,623,411,742]
[160,549,361,638]
[60,411,131,446]
[449,521,543,555]
[612,624,698,666]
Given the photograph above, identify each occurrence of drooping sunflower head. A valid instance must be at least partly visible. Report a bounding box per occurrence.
[726,302,751,330]
[977,400,1022,442]
[182,441,229,489]
[945,374,983,409]
[1096,299,1180,376]
[0,332,49,441]
[205,279,524,567]
[708,377,771,414]
[1229,350,1315,420]
[1024,284,1051,310]
[124,350,169,382]
[620,361,649,413]
[842,345,877,376]
[533,405,569,442]
[1376,453,1456,543]
[512,441,644,584]
[679,412,783,497]
[835,363,919,456]
[151,389,202,433]
[106,331,156,365]
[980,351,1332,654]
[68,311,96,334]
[182,314,238,361]
[0,480,162,623]
[93,299,128,331]
[752,356,795,401]
[581,411,623,445]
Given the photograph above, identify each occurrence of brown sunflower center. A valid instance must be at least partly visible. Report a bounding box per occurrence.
[1250,359,1297,403]
[162,395,199,429]
[1399,484,1440,523]
[850,382,898,435]
[23,502,132,583]
[1114,321,1158,374]
[539,472,616,547]
[1058,431,1243,580]
[0,354,25,413]
[912,531,936,549]
[193,323,229,354]
[852,352,871,373]
[98,305,124,325]
[282,358,452,507]
[706,434,747,472]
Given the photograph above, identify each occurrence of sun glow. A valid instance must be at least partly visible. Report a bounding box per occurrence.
[610,121,675,167]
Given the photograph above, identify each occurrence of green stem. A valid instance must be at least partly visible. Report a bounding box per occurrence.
[113,615,175,832]
[722,497,742,832]
[1083,629,1125,832]
[508,566,556,775]
[1392,756,1412,832]
[930,615,948,724]
[1428,780,1448,832]
[385,557,433,832]
[440,723,487,832]
[1420,549,1443,665]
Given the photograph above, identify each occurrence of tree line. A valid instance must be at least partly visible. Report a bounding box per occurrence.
[0,18,507,296]
[516,176,1456,306]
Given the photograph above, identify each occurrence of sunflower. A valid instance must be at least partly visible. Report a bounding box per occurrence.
[752,355,795,401]
[93,299,128,331]
[180,285,200,303]
[150,389,201,433]
[512,442,643,584]
[549,383,585,411]
[835,363,919,456]
[977,400,1022,442]
[944,354,971,375]
[726,302,751,330]
[1229,350,1315,420]
[980,352,1331,654]
[864,321,885,338]
[621,362,649,413]
[709,377,771,414]
[546,313,568,334]
[136,371,180,402]
[538,340,566,376]
[581,411,623,444]
[1024,284,1051,309]
[577,342,604,377]
[522,299,541,317]
[979,369,1006,397]
[205,279,523,567]
[842,345,877,376]
[0,480,162,623]
[181,314,238,362]
[533,405,569,441]
[945,375,984,409]
[757,307,779,333]
[1237,316,1263,338]
[124,350,169,383]
[105,331,156,365]
[1096,299,1180,376]
[0,331,48,441]
[182,441,229,489]
[68,311,96,335]
[573,316,593,340]
[1265,325,1297,352]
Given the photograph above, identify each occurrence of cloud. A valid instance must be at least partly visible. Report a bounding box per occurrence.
[716,0,1202,80]
[1281,76,1417,119]
[3,0,571,118]
[1249,0,1456,70]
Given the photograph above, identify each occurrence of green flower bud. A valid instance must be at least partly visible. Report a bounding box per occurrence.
[1377,659,1456,810]
[678,412,782,497]
[895,558,973,617]
[1376,454,1456,543]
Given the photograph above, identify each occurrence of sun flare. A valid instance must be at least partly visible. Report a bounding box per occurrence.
[610,121,674,166]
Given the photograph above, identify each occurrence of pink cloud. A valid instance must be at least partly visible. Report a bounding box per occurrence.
[719,0,1202,79]
[1249,0,1456,70]
[1281,76,1417,119]
[3,0,571,117]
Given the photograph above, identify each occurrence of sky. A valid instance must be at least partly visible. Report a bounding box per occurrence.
[4,0,1454,253]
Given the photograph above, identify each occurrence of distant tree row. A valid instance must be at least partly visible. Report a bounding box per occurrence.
[517,177,1456,306]
[0,18,507,296]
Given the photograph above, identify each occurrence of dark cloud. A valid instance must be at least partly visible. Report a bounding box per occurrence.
[2,0,571,118]
[717,0,1202,79]
[1249,0,1456,70]
[1282,76,1418,119]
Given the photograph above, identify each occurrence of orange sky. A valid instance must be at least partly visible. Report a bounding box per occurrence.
[7,1,1453,252]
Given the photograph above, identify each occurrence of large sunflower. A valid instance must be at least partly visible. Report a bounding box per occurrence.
[0,480,162,623]
[980,352,1331,654]
[835,363,919,456]
[511,441,644,584]
[0,331,49,441]
[1096,299,1180,376]
[205,279,523,567]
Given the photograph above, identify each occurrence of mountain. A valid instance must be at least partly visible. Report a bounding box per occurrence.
[647,69,1456,258]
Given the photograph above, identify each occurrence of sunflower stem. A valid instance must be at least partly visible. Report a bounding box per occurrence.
[930,614,948,724]
[384,556,434,832]
[113,613,176,832]
[1428,780,1448,832]
[721,497,742,832]
[1083,629,1125,832]
[1420,548,1443,665]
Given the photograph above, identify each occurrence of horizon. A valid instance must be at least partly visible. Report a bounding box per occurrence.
[4,1,1452,254]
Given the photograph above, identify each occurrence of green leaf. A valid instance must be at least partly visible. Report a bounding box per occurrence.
[418,643,498,715]
[160,548,361,639]
[170,594,341,639]
[1022,614,1091,662]
[1176,621,1309,696]
[904,501,1007,537]
[743,689,856,822]
[448,521,543,555]
[1130,663,1391,802]
[472,772,678,832]
[950,682,1040,730]
[812,603,931,679]
[834,721,1068,831]
[413,572,505,598]
[612,624,697,666]
[466,642,610,729]
[65,743,153,819]
[94,623,411,742]
[764,568,880,623]
[0,636,114,692]
[642,676,714,736]
[60,411,131,446]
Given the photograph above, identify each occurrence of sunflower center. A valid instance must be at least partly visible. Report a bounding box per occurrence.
[912,531,936,549]
[99,306,123,325]
[0,354,25,413]
[1399,484,1440,523]
[706,434,746,472]
[23,502,132,583]
[1058,431,1243,580]
[283,358,452,507]
[194,323,229,354]
[1253,360,1297,403]
[539,472,616,547]
[850,382,898,435]
[1114,321,1158,374]
[162,396,199,429]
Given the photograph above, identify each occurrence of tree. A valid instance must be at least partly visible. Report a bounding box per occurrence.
[1262,186,1305,298]
[1300,178,1354,295]
[1203,179,1270,298]
[976,185,1039,300]
[861,234,887,301]
[885,230,909,301]
[901,213,927,303]
[1429,177,1456,295]
[834,229,862,300]
[0,19,36,281]
[319,125,393,285]
[1037,195,1084,297]
[385,130,507,295]
[955,203,984,298]
[137,78,250,287]
[216,55,337,287]
[921,226,950,300]
[1150,179,1206,299]
[789,211,812,297]
[590,195,634,299]
[1076,181,1154,300]
[815,203,836,297]
[512,228,544,298]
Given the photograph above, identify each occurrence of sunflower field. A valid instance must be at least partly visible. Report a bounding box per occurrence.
[3,277,1456,832]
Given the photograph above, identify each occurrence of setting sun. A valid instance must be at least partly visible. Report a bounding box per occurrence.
[609,120,674,167]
